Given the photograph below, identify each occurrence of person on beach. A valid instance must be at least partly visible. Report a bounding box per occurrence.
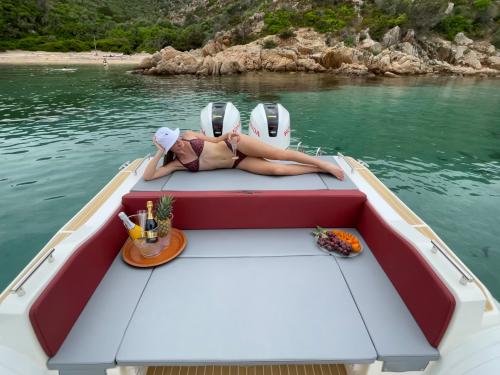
[143,127,344,181]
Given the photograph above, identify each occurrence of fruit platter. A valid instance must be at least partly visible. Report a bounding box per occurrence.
[312,227,363,258]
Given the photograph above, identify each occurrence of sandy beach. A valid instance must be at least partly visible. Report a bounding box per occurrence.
[0,50,151,65]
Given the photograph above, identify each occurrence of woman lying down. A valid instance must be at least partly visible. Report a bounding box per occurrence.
[143,127,344,181]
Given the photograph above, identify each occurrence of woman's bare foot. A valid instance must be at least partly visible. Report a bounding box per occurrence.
[325,164,345,180]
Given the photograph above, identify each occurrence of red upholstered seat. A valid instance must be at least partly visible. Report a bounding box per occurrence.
[29,207,127,357]
[357,202,455,347]
[122,190,366,229]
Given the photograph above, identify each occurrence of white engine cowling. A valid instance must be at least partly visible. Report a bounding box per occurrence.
[200,102,241,137]
[248,103,290,149]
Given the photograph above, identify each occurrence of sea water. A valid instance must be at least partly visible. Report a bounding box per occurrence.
[0,65,499,300]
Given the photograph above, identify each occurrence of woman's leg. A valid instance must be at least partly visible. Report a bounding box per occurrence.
[236,157,323,176]
[236,134,344,180]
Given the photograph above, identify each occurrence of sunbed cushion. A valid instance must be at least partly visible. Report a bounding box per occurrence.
[29,207,127,357]
[122,190,366,229]
[357,203,455,347]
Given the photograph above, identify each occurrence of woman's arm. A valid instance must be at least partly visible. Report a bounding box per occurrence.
[183,130,228,143]
[143,138,184,181]
[143,155,183,181]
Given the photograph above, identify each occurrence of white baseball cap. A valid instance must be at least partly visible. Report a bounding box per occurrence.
[155,127,180,152]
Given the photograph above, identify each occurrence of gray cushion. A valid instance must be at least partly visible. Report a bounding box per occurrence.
[316,156,357,190]
[130,155,357,192]
[179,229,329,258]
[48,257,152,372]
[132,159,171,191]
[116,256,377,365]
[163,169,327,191]
[332,229,439,372]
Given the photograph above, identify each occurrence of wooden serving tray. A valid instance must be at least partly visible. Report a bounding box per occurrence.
[122,228,187,268]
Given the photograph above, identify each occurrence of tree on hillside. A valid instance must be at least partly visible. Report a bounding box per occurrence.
[375,0,449,31]
[407,0,449,30]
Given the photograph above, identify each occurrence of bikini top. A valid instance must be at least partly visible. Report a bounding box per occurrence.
[177,138,204,172]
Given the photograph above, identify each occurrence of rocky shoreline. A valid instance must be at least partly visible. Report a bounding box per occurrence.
[136,28,500,77]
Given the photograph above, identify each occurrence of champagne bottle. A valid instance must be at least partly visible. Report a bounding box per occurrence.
[145,201,158,243]
[118,212,143,240]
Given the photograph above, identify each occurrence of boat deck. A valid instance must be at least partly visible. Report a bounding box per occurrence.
[35,157,450,375]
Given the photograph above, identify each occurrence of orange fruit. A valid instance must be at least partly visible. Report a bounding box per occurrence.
[329,230,362,252]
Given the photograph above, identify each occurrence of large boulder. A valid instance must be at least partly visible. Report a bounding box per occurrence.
[453,45,468,61]
[160,46,181,61]
[454,32,473,46]
[290,28,328,55]
[460,50,482,69]
[470,41,496,56]
[358,36,383,54]
[219,60,242,75]
[486,56,500,70]
[367,50,426,74]
[397,42,419,58]
[155,50,202,75]
[297,58,326,72]
[202,40,223,57]
[335,63,370,76]
[402,29,416,43]
[420,36,454,63]
[437,42,454,62]
[261,48,298,71]
[197,55,217,76]
[321,46,355,69]
[382,26,401,48]
[215,43,262,72]
[137,52,162,69]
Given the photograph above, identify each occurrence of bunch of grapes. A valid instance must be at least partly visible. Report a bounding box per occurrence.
[317,231,352,256]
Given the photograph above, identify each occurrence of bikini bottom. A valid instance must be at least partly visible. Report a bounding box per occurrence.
[224,139,247,168]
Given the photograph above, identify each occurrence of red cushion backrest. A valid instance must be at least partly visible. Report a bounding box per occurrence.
[29,206,127,357]
[122,190,367,229]
[357,202,455,347]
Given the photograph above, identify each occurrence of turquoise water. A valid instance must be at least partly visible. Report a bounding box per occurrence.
[1,65,499,299]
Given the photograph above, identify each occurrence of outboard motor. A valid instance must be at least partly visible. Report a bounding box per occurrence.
[249,103,290,149]
[200,102,241,137]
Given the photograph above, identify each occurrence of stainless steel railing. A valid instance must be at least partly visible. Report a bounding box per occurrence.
[11,248,56,296]
[431,240,474,285]
[133,153,151,175]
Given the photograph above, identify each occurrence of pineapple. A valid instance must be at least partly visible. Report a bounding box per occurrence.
[156,195,174,237]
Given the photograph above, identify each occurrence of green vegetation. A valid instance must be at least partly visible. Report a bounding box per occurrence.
[263,5,356,35]
[263,39,278,49]
[0,0,210,53]
[361,4,408,40]
[438,15,474,40]
[0,0,498,53]
[279,28,296,39]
